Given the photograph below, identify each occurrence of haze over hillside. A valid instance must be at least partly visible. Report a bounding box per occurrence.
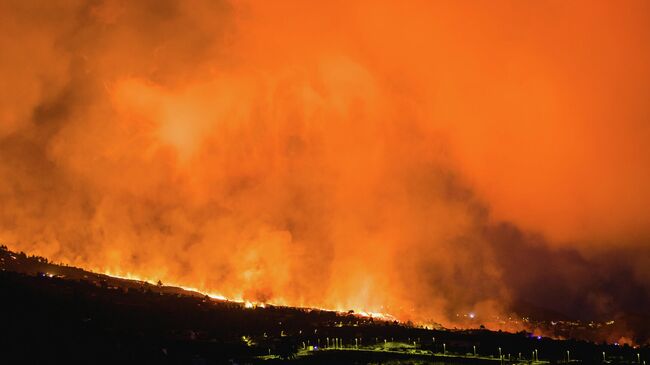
[2,245,647,364]
[1,0,649,346]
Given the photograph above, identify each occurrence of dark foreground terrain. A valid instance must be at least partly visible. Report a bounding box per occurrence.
[0,246,647,364]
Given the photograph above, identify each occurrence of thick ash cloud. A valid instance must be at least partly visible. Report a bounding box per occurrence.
[1,0,649,343]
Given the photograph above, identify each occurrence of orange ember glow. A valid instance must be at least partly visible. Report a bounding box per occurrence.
[1,0,649,340]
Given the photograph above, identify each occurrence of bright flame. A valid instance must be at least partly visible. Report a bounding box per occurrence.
[102,270,393,319]
[1,0,649,343]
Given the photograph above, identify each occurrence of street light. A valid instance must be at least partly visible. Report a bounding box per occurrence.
[443,343,446,355]
[567,350,570,363]
[473,345,477,356]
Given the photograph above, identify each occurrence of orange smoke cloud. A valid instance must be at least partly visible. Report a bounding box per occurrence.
[1,0,649,340]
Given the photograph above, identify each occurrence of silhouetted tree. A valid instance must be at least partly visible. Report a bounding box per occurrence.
[276,337,298,359]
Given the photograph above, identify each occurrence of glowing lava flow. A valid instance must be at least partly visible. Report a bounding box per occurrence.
[102,270,230,301]
[101,270,396,321]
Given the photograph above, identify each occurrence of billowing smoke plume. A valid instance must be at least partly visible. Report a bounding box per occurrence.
[1,0,649,342]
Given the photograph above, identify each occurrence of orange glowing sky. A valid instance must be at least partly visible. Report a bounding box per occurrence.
[1,0,649,342]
